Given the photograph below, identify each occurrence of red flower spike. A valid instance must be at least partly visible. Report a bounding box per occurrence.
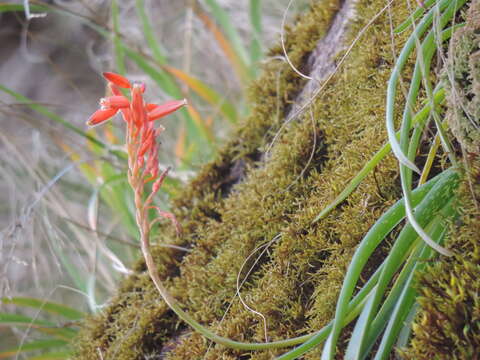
[103,72,131,89]
[87,108,118,126]
[147,99,187,121]
[100,96,130,110]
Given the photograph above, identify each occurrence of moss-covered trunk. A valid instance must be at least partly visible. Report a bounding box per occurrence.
[75,1,479,359]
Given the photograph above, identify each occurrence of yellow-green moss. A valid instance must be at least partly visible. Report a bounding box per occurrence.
[445,0,480,152]
[74,0,430,358]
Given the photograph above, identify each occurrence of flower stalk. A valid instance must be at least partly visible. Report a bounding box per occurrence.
[88,72,185,308]
[87,72,312,351]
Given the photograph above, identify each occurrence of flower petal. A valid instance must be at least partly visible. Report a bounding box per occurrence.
[103,72,131,89]
[145,103,158,112]
[147,99,187,121]
[100,96,130,109]
[86,108,118,127]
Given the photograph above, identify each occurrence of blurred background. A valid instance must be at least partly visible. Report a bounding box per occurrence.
[0,0,310,357]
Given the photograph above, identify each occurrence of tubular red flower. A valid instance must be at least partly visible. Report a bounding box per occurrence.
[131,83,146,127]
[103,72,131,88]
[86,108,118,126]
[107,84,132,124]
[138,134,154,157]
[100,96,130,110]
[147,99,187,121]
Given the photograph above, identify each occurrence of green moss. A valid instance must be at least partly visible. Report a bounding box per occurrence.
[74,0,424,358]
[445,0,480,152]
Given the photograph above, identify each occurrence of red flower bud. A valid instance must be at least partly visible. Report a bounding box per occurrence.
[100,96,130,110]
[131,83,146,126]
[138,135,154,157]
[147,99,187,121]
[86,108,118,126]
[103,72,131,89]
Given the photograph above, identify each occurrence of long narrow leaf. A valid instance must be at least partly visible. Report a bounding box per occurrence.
[1,297,85,321]
[195,8,252,84]
[135,0,167,65]
[0,3,47,13]
[398,21,465,258]
[338,170,459,360]
[0,339,68,359]
[0,85,106,149]
[162,65,238,124]
[394,0,448,33]
[202,0,250,67]
[320,171,445,360]
[111,0,126,75]
[0,313,77,340]
[373,203,455,359]
[385,0,452,173]
[28,350,74,360]
[249,0,263,73]
[278,170,450,360]
[123,47,181,97]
